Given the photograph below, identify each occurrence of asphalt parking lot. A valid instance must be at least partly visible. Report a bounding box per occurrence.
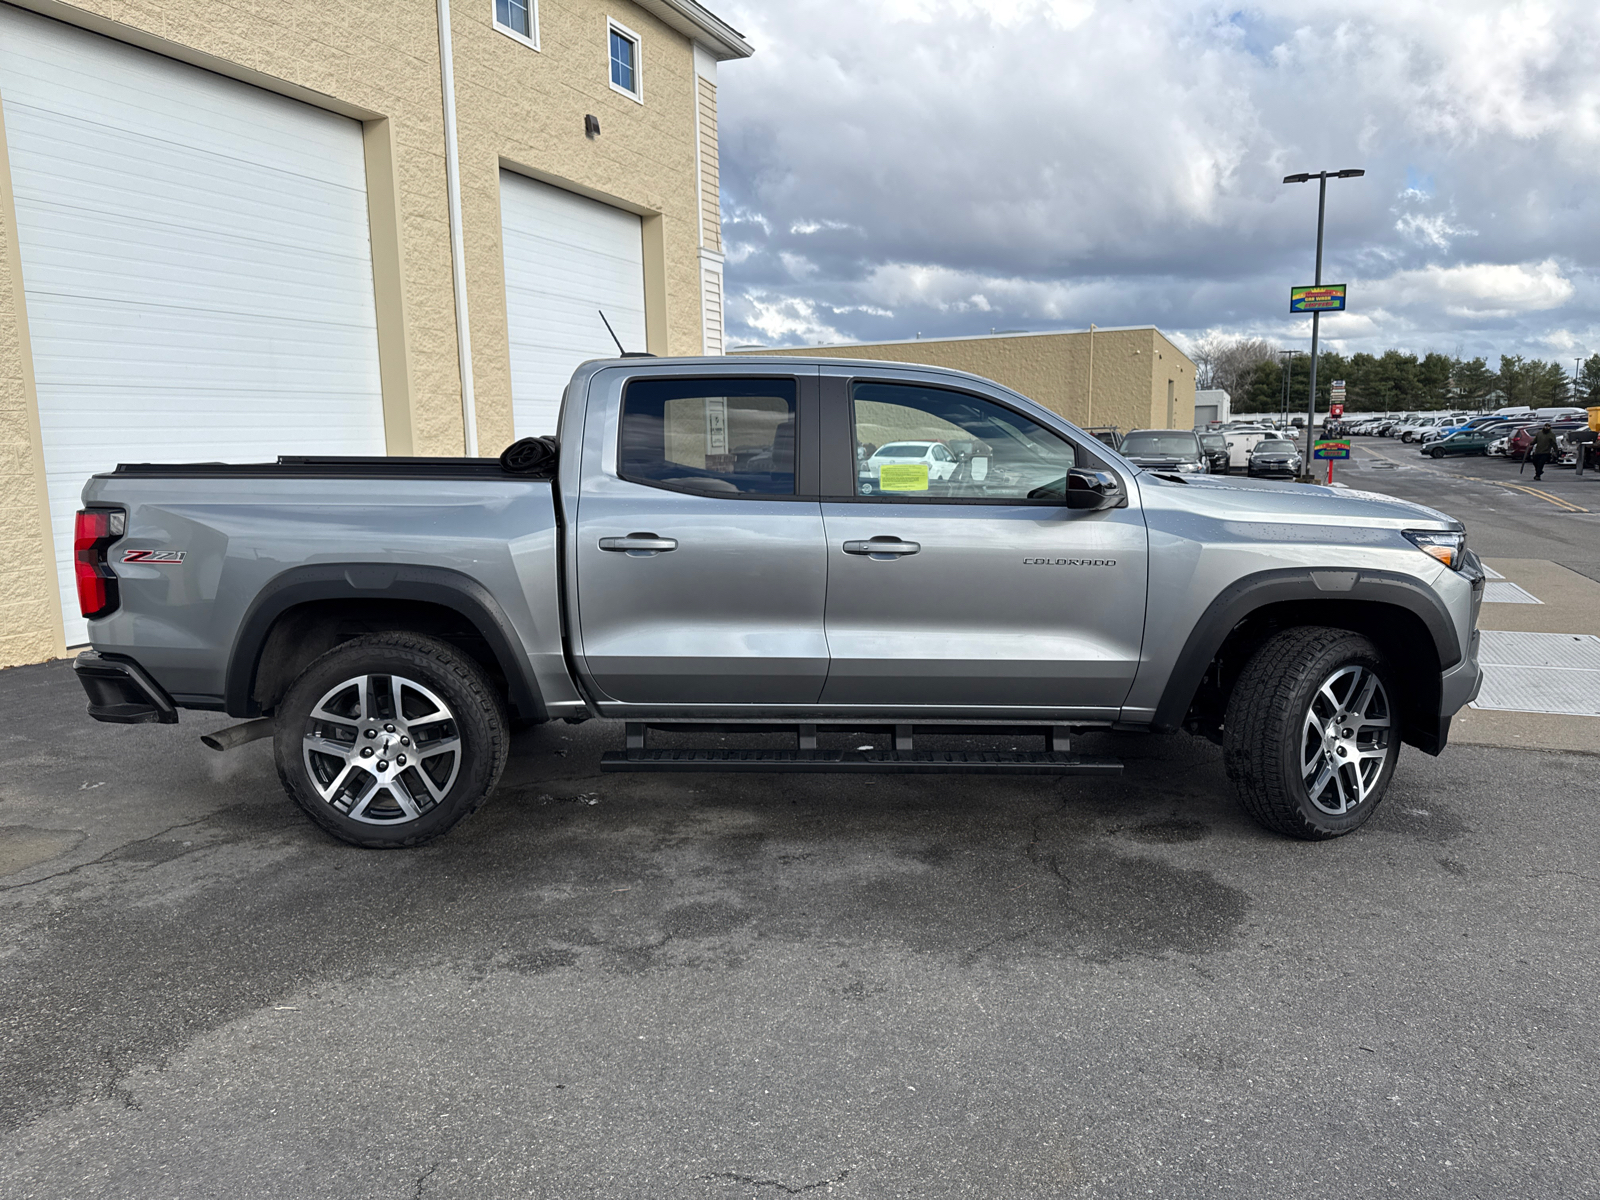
[3,453,1599,1199]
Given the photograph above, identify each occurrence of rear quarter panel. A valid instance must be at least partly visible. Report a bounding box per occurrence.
[78,474,576,711]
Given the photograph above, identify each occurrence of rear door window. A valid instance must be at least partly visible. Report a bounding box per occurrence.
[620,378,798,497]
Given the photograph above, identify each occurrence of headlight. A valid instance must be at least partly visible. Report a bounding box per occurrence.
[1176,461,1204,473]
[1403,529,1467,570]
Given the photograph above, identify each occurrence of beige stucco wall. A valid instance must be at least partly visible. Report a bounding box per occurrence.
[0,0,723,666]
[743,327,1198,434]
[455,0,711,449]
[0,90,64,669]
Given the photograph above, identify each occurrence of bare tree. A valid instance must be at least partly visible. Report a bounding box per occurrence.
[1188,332,1227,391]
[1190,334,1279,399]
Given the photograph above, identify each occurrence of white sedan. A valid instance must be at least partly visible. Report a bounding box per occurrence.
[865,441,959,481]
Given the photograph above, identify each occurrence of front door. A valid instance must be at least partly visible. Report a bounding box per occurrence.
[574,373,829,707]
[819,377,1149,716]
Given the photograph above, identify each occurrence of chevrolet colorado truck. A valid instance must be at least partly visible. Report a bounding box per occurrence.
[71,356,1485,847]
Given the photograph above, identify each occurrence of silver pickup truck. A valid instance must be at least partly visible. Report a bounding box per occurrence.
[72,356,1484,847]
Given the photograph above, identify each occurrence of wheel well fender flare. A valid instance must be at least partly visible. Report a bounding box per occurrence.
[1151,567,1460,733]
[225,563,543,721]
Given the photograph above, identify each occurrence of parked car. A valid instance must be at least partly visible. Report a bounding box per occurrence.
[1197,431,1231,474]
[1085,426,1123,452]
[1423,429,1492,458]
[1398,416,1448,443]
[864,440,959,484]
[71,355,1485,846]
[1246,437,1304,478]
[1222,426,1279,468]
[1119,429,1208,473]
[1507,422,1584,459]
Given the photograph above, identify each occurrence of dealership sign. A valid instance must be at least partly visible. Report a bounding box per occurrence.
[1313,440,1351,460]
[1290,285,1347,313]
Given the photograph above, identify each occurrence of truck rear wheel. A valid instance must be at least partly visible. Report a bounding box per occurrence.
[273,633,509,848]
[1222,626,1399,840]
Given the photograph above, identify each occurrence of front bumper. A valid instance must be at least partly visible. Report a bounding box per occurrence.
[74,650,178,724]
[1248,462,1299,478]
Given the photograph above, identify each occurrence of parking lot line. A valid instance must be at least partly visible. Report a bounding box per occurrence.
[1354,444,1591,513]
[1461,477,1590,513]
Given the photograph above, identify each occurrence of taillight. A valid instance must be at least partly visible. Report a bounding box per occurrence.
[74,508,124,619]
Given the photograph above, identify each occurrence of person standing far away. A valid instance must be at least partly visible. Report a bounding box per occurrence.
[1530,423,1559,481]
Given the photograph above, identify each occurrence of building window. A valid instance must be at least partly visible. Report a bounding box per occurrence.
[608,20,641,100]
[494,0,538,49]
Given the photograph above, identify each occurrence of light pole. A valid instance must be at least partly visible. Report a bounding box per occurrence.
[1283,168,1363,479]
[1279,349,1304,426]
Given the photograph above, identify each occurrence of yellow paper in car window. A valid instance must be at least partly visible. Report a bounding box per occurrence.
[878,463,930,491]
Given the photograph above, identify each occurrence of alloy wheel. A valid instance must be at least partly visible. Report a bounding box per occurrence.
[301,674,462,825]
[1300,664,1391,816]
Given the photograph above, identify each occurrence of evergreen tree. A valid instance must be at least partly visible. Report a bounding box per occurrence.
[1530,360,1571,406]
[1419,353,1453,406]
[1577,354,1600,405]
[1451,357,1494,407]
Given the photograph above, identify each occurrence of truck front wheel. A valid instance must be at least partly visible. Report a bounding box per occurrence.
[273,633,509,848]
[1222,626,1399,839]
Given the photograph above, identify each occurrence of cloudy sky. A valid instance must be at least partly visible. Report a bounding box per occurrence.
[712,0,1600,367]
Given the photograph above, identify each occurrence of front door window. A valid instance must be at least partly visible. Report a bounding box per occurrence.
[852,381,1076,500]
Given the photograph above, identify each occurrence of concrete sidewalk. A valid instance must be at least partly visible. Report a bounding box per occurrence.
[1451,556,1600,754]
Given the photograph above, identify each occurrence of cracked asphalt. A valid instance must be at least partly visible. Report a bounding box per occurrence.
[3,455,1599,1198]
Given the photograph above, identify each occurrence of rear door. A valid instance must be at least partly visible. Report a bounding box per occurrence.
[571,370,828,708]
[817,371,1149,716]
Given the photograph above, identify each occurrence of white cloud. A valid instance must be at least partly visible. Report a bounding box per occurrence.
[1362,260,1575,318]
[732,292,848,346]
[1394,212,1478,251]
[716,0,1600,362]
[790,218,859,235]
[778,251,820,280]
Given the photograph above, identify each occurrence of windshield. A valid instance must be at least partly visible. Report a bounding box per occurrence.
[1121,433,1198,458]
[1200,434,1227,450]
[873,443,930,458]
[1255,439,1297,453]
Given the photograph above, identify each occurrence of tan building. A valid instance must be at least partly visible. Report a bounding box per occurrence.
[0,0,748,664]
[741,326,1197,437]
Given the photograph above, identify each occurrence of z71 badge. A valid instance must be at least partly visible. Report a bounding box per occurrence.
[121,549,185,565]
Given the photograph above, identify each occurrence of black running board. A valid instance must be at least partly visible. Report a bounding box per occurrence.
[601,749,1122,775]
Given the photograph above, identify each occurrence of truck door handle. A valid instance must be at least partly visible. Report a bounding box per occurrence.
[598,534,678,554]
[843,538,920,557]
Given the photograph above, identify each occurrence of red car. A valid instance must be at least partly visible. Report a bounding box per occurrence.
[1508,422,1583,459]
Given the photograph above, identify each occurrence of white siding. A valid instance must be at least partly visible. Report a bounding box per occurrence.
[499,171,646,436]
[701,258,724,356]
[0,4,383,645]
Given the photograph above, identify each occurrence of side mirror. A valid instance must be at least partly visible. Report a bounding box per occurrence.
[1065,468,1125,510]
[1030,469,1125,509]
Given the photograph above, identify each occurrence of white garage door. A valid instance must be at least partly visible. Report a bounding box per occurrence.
[500,171,646,437]
[0,5,384,645]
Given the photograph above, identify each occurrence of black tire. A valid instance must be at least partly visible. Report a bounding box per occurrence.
[1429,447,1443,459]
[273,632,509,848]
[1223,626,1400,840]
